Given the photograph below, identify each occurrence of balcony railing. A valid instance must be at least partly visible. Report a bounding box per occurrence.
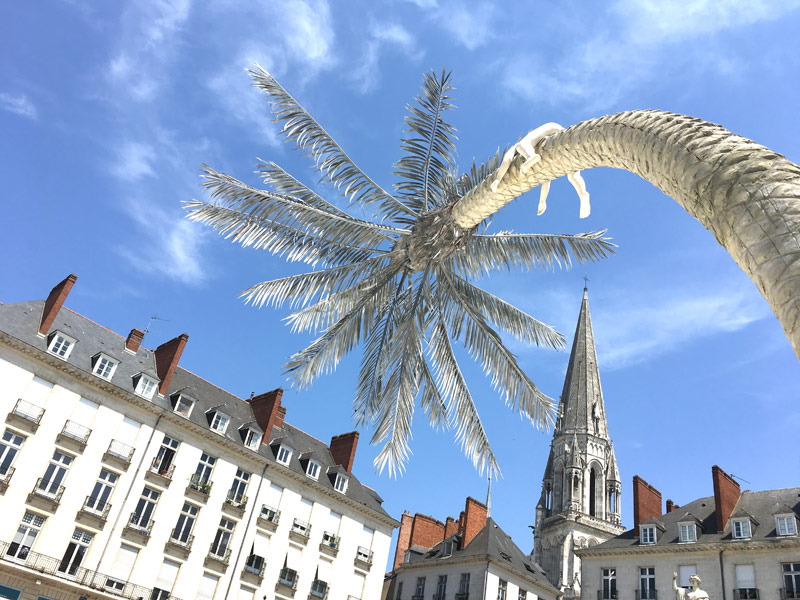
[258,505,280,527]
[167,530,194,551]
[105,439,135,464]
[0,539,184,600]
[290,518,311,542]
[9,398,45,426]
[0,466,15,489]
[635,591,657,600]
[187,473,213,498]
[310,580,329,599]
[455,593,470,600]
[411,595,424,600]
[354,546,373,568]
[243,555,266,579]
[124,512,154,537]
[734,589,759,599]
[149,457,175,479]
[598,592,618,600]
[225,489,248,510]
[347,596,362,600]
[207,543,231,565]
[59,420,92,446]
[434,594,446,600]
[278,567,299,590]
[781,589,800,599]
[79,495,112,520]
[29,477,65,504]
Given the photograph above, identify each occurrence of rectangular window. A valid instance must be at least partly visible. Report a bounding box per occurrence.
[48,333,75,359]
[518,589,527,600]
[334,473,348,493]
[735,564,757,598]
[442,540,453,557]
[135,375,157,399]
[174,395,194,418]
[153,436,180,475]
[679,523,696,542]
[415,577,426,598]
[93,355,118,379]
[784,563,800,598]
[131,487,160,528]
[0,430,25,476]
[210,518,235,557]
[639,567,656,600]
[640,525,655,544]
[306,460,320,479]
[459,573,470,594]
[58,529,93,576]
[602,568,617,599]
[498,579,507,600]
[396,581,403,600]
[244,429,260,450]
[778,515,798,536]
[85,468,118,513]
[172,503,199,543]
[437,575,447,598]
[192,452,216,488]
[277,445,292,465]
[38,450,73,496]
[732,519,751,539]
[6,512,45,561]
[228,468,250,505]
[210,412,230,433]
[311,579,328,599]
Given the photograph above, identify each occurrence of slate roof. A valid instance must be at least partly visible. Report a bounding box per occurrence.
[404,517,560,595]
[0,299,393,522]
[580,487,800,552]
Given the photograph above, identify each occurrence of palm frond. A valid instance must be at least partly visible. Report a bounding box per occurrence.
[394,69,458,212]
[453,230,615,277]
[184,201,382,268]
[438,270,556,430]
[445,273,565,349]
[249,66,417,223]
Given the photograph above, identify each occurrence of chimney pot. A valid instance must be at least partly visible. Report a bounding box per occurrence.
[126,328,145,353]
[39,274,77,335]
[633,475,662,529]
[666,499,674,513]
[329,431,359,473]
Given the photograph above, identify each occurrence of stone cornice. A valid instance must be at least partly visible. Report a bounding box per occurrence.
[575,537,800,558]
[0,332,399,530]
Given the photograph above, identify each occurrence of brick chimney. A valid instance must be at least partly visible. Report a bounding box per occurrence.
[712,465,741,533]
[247,388,285,443]
[633,476,662,528]
[153,333,189,395]
[39,274,77,335]
[330,431,359,473]
[666,499,676,513]
[445,516,459,538]
[126,328,145,353]
[458,496,488,547]
[410,514,446,549]
[392,512,414,570]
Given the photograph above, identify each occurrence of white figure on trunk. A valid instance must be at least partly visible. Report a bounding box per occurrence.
[673,573,709,600]
[491,123,591,218]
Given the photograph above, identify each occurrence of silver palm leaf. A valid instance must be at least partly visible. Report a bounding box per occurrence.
[186,67,615,476]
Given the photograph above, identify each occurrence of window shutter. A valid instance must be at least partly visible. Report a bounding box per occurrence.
[317,558,333,583]
[108,544,138,581]
[287,545,303,570]
[735,565,756,588]
[154,559,181,592]
[297,497,314,521]
[196,573,219,600]
[352,571,366,598]
[253,532,270,557]
[72,398,99,426]
[116,417,141,444]
[679,566,696,587]
[237,585,255,600]
[25,377,53,405]
[360,525,374,550]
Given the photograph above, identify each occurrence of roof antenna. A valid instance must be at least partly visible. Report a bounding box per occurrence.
[486,466,493,519]
[144,314,170,335]
[730,473,751,485]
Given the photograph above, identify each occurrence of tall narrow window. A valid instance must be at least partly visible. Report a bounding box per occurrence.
[436,575,447,599]
[210,518,235,558]
[589,467,597,516]
[639,567,655,600]
[415,577,426,599]
[498,579,507,600]
[518,589,527,600]
[784,563,800,599]
[58,529,93,576]
[0,430,25,476]
[679,522,697,542]
[735,564,757,599]
[228,469,250,505]
[131,487,160,527]
[86,468,118,513]
[395,581,403,600]
[458,573,470,595]
[777,515,798,536]
[153,436,180,475]
[193,452,216,485]
[38,450,73,496]
[6,512,45,561]
[172,503,199,543]
[602,568,617,599]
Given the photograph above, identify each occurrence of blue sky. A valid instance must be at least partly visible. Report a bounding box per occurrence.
[2,0,800,567]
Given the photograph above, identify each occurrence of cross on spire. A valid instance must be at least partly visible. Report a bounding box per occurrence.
[583,275,590,290]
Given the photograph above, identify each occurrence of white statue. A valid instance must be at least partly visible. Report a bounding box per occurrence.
[673,573,709,600]
[491,123,591,218]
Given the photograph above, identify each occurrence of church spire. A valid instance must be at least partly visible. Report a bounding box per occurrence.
[559,287,609,439]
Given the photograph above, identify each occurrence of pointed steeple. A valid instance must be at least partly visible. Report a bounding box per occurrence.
[559,288,609,439]
[606,444,620,483]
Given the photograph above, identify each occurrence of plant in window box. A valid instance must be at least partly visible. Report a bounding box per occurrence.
[322,532,339,548]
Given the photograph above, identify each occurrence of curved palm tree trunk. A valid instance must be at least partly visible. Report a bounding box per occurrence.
[453,110,800,360]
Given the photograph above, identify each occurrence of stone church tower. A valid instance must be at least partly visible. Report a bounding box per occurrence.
[533,288,624,598]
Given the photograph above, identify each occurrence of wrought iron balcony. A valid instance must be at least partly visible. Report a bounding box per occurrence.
[635,591,657,599]
[104,439,135,466]
[124,512,154,537]
[598,592,618,600]
[0,466,14,491]
[148,457,175,480]
[290,518,311,543]
[243,555,266,580]
[224,489,248,510]
[167,529,194,551]
[277,567,299,594]
[781,589,800,599]
[8,398,45,429]
[310,580,329,599]
[29,477,65,506]
[79,495,112,521]
[455,593,470,600]
[434,594,446,600]
[58,420,92,447]
[186,473,213,500]
[257,504,280,529]
[207,543,231,565]
[354,546,373,568]
[319,532,340,556]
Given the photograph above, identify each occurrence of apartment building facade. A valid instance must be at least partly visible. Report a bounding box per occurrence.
[0,274,398,600]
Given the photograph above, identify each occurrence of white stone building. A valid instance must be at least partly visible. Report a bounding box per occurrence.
[577,465,800,600]
[0,274,398,600]
[533,288,625,598]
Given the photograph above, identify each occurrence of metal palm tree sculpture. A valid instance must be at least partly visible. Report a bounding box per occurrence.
[186,68,615,475]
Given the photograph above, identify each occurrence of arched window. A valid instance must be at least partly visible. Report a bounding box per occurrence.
[553,463,564,512]
[589,468,597,516]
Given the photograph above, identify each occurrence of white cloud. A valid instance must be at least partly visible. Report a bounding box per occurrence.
[0,92,38,120]
[144,0,191,43]
[502,0,800,108]
[351,23,421,93]
[111,142,157,181]
[404,0,494,50]
[275,0,335,69]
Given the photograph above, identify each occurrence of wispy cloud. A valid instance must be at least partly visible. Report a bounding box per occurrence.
[403,0,495,50]
[0,92,38,120]
[111,141,157,181]
[502,0,800,109]
[352,22,421,93]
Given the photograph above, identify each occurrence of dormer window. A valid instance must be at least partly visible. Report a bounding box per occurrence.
[277,445,292,465]
[133,374,158,400]
[306,460,320,480]
[640,524,656,545]
[243,429,260,450]
[732,518,752,539]
[442,541,453,557]
[334,473,348,493]
[91,353,118,380]
[171,393,195,418]
[777,514,798,536]
[47,332,76,359]
[206,408,230,434]
[678,522,697,543]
